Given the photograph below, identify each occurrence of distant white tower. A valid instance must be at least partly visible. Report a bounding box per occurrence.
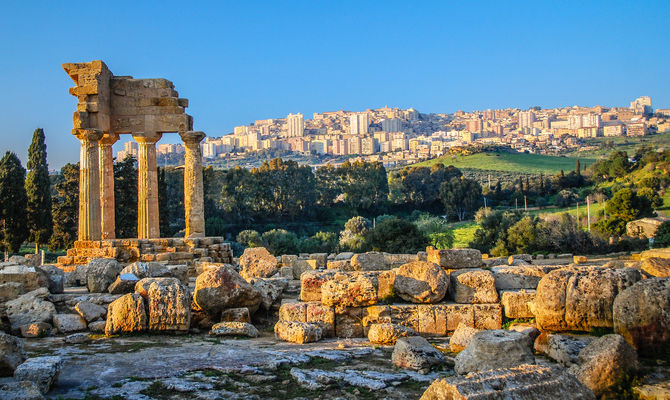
[287,113,304,137]
[350,112,370,135]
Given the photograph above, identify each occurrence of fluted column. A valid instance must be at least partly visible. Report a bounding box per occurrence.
[180,131,206,238]
[98,133,119,239]
[132,132,162,239]
[76,129,103,241]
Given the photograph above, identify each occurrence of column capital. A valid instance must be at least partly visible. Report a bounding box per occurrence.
[99,132,120,146]
[179,131,206,145]
[132,132,162,144]
[74,129,103,142]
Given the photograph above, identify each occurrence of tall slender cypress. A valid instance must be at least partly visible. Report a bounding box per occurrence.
[25,128,53,253]
[0,152,29,256]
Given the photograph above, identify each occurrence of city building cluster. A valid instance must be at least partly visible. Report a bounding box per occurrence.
[117,96,670,167]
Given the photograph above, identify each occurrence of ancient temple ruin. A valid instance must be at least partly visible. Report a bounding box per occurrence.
[58,61,231,267]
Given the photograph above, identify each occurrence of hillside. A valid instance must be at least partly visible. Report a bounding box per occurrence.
[414,151,595,175]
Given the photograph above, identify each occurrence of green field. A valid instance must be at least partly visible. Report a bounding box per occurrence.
[414,152,595,175]
[566,132,670,158]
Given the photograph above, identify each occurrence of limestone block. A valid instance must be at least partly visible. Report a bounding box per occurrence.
[278,301,307,322]
[449,323,480,352]
[473,303,503,330]
[239,247,279,280]
[0,265,48,292]
[193,265,262,317]
[20,322,52,338]
[534,332,593,366]
[392,336,445,371]
[306,302,335,338]
[443,303,475,332]
[13,356,63,394]
[450,269,498,304]
[426,247,482,269]
[86,258,122,293]
[367,323,415,345]
[454,330,535,374]
[53,313,87,333]
[108,273,139,294]
[309,253,328,269]
[416,304,447,336]
[274,320,323,344]
[395,261,448,304]
[0,282,24,303]
[574,255,588,264]
[361,305,392,334]
[87,320,106,333]
[65,332,89,344]
[639,257,670,277]
[508,254,533,264]
[293,259,316,280]
[335,307,364,338]
[491,265,547,290]
[142,279,191,332]
[384,253,418,269]
[500,290,536,319]
[613,278,670,356]
[326,260,350,270]
[5,288,56,332]
[105,293,147,335]
[74,301,107,323]
[533,267,641,332]
[220,307,250,323]
[389,304,420,332]
[420,364,596,400]
[321,273,378,310]
[350,252,388,271]
[210,321,258,338]
[300,270,336,302]
[0,331,26,377]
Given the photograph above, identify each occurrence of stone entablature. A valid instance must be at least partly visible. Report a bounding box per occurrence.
[62,60,205,240]
[57,237,232,270]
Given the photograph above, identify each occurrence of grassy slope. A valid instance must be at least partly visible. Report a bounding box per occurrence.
[566,132,670,158]
[415,152,596,175]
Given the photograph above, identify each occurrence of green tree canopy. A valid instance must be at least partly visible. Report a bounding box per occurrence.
[440,177,483,221]
[49,163,79,250]
[114,155,138,238]
[0,152,29,254]
[364,217,428,253]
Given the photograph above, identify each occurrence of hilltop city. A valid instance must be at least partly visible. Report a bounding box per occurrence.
[116,96,669,168]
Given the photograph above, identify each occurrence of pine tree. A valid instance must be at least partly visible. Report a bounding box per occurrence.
[49,163,79,251]
[576,159,581,175]
[25,128,53,253]
[0,152,29,257]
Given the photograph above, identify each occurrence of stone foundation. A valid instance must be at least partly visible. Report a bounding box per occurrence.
[57,237,233,271]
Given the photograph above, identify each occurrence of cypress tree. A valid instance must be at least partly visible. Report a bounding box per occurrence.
[49,163,79,251]
[0,152,29,257]
[158,167,170,237]
[576,159,581,175]
[25,128,53,253]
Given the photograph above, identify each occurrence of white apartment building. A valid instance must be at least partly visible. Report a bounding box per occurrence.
[350,112,370,135]
[287,113,304,137]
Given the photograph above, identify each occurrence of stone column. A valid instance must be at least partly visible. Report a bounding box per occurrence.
[98,133,119,239]
[180,131,206,238]
[75,129,104,241]
[132,132,162,239]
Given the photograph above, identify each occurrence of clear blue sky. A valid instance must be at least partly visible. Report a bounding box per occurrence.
[1,1,668,169]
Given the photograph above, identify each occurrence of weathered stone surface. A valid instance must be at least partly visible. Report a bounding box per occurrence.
[639,257,670,278]
[220,307,250,323]
[392,336,445,371]
[20,322,51,338]
[532,267,641,332]
[0,282,24,302]
[321,273,378,310]
[107,273,139,294]
[426,247,482,269]
[86,258,122,293]
[473,303,503,330]
[450,269,498,304]
[570,334,638,396]
[420,364,595,400]
[239,247,278,280]
[65,332,90,344]
[534,332,593,366]
[251,278,284,310]
[292,259,316,280]
[0,331,26,376]
[0,264,48,292]
[278,301,307,322]
[143,278,191,332]
[336,307,365,338]
[306,302,335,338]
[509,323,540,341]
[274,320,323,344]
[105,293,147,335]
[634,382,670,400]
[300,270,336,302]
[53,313,87,333]
[87,320,106,333]
[74,301,107,323]
[350,252,388,271]
[193,265,262,317]
[491,265,547,290]
[454,330,534,375]
[367,323,415,345]
[14,356,63,394]
[613,277,670,355]
[508,254,533,264]
[5,288,56,332]
[500,289,536,319]
[36,265,65,294]
[449,323,480,352]
[395,261,448,304]
[0,381,44,400]
[210,321,259,338]
[134,277,180,297]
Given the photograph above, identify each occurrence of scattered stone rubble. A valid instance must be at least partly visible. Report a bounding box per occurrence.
[0,246,668,398]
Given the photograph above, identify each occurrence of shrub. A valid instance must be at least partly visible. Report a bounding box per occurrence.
[364,217,428,253]
[236,229,262,248]
[653,221,670,248]
[261,229,299,255]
